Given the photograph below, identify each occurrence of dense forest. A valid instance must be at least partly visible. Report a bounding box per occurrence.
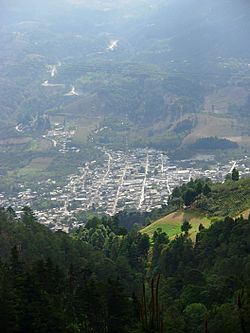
[0,188,250,332]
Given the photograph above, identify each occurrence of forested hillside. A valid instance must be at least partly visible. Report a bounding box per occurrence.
[0,183,250,332]
[141,176,250,238]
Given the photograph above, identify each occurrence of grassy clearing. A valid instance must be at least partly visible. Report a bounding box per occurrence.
[182,114,240,145]
[182,86,250,148]
[142,178,250,241]
[0,137,32,146]
[16,157,54,177]
[27,139,52,152]
[141,210,212,241]
[203,86,248,114]
[72,118,100,145]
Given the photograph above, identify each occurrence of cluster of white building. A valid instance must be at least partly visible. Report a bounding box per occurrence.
[43,123,80,154]
[1,148,250,231]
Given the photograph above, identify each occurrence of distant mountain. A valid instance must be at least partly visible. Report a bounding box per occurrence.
[1,0,250,189]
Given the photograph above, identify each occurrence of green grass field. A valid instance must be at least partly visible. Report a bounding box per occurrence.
[141,209,212,241]
[16,157,54,177]
[27,139,52,152]
[72,118,100,145]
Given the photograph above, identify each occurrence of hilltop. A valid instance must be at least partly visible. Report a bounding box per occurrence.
[141,177,250,240]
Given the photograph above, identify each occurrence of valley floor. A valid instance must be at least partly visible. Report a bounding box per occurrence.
[1,148,250,231]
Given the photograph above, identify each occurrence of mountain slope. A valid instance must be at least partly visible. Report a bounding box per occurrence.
[141,209,211,240]
[142,177,250,239]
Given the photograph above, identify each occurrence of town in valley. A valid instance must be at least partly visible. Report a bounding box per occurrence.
[1,141,249,231]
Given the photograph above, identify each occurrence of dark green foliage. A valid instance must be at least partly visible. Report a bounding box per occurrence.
[117,211,150,231]
[232,168,240,181]
[181,220,192,234]
[203,183,211,196]
[160,177,250,219]
[75,216,150,277]
[191,137,238,150]
[198,223,205,232]
[173,119,194,135]
[184,189,197,206]
[0,208,138,333]
[151,216,250,332]
[1,192,250,333]
[195,178,250,217]
[183,303,207,333]
[167,178,212,209]
[152,228,169,271]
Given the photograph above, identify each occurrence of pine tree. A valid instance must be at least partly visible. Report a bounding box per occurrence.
[232,168,239,181]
